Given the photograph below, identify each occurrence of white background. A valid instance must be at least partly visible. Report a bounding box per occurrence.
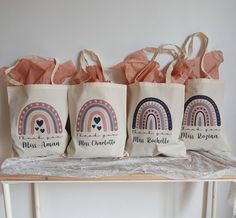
[0,0,236,217]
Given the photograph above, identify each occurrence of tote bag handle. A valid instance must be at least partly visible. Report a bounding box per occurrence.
[5,55,60,86]
[134,47,158,83]
[158,44,185,83]
[134,45,183,83]
[78,49,106,82]
[182,32,212,79]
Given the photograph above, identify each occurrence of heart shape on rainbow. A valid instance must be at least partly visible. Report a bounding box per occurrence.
[36,119,44,127]
[77,99,118,132]
[94,117,101,124]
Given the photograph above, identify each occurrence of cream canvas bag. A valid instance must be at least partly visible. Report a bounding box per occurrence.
[126,47,186,157]
[6,57,69,157]
[180,33,230,151]
[182,79,230,151]
[67,50,127,158]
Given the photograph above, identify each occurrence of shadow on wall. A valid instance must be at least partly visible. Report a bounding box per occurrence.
[176,182,202,216]
[0,72,12,194]
[0,72,12,164]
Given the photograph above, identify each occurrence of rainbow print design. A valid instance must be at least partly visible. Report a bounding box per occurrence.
[132,97,172,130]
[77,99,118,132]
[183,95,221,127]
[18,102,63,135]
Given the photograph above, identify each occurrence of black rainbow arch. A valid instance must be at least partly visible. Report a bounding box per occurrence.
[132,97,172,131]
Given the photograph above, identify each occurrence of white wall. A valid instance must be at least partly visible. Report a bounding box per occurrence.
[0,0,236,217]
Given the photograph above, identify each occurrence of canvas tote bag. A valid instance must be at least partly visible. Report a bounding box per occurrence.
[67,50,127,158]
[6,56,69,157]
[180,33,230,151]
[126,47,186,157]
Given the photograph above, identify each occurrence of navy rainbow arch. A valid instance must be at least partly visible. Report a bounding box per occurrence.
[183,95,221,127]
[18,102,63,135]
[77,99,118,132]
[132,97,172,130]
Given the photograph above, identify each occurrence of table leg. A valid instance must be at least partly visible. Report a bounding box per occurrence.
[211,181,217,218]
[2,183,13,218]
[202,181,209,218]
[32,183,41,218]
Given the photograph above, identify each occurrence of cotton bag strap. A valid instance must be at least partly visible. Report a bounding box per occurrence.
[5,55,60,86]
[134,47,159,83]
[182,32,212,79]
[158,44,185,83]
[79,49,103,71]
[135,45,182,83]
[78,49,106,82]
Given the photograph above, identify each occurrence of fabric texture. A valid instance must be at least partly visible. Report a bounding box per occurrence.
[178,32,229,151]
[181,79,230,151]
[7,85,69,157]
[124,46,186,157]
[111,48,166,84]
[67,83,127,158]
[126,82,186,157]
[6,56,76,85]
[72,49,106,83]
[5,56,70,157]
[172,50,223,84]
[1,150,236,179]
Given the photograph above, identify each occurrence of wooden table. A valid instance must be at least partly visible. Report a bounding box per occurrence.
[1,173,236,181]
[1,173,236,218]
[1,150,236,218]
